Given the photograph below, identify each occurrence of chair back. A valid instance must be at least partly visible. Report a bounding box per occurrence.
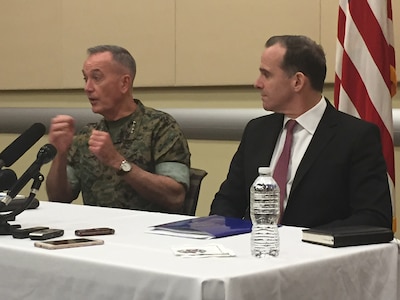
[182,168,208,215]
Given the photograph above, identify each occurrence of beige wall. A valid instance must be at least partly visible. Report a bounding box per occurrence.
[1,0,399,88]
[0,0,400,233]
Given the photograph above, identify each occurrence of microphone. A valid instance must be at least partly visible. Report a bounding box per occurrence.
[0,144,57,207]
[0,123,46,169]
[0,169,17,191]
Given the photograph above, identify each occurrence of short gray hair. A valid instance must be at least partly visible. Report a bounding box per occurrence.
[87,45,136,80]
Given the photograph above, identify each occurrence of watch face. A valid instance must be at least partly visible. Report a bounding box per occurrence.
[121,161,131,172]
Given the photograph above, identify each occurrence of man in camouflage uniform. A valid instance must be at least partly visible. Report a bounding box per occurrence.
[46,45,190,213]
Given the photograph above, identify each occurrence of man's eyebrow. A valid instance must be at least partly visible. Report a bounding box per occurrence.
[82,68,102,75]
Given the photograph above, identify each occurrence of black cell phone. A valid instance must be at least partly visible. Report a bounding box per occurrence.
[29,228,64,240]
[75,227,115,236]
[12,226,49,239]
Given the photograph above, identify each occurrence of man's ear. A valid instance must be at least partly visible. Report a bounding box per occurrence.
[293,72,306,92]
[120,74,132,93]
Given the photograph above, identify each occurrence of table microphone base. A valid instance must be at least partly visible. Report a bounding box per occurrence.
[0,221,21,235]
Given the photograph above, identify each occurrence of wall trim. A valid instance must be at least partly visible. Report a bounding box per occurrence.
[1,107,400,145]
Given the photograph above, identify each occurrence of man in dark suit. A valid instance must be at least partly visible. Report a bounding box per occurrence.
[210,35,392,229]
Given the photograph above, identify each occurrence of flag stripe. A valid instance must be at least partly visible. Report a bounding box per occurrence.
[387,0,397,96]
[333,5,346,108]
[349,1,392,94]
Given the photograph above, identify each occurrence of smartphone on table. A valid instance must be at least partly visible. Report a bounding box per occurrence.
[34,238,104,250]
[29,228,64,240]
[12,226,49,239]
[75,227,115,236]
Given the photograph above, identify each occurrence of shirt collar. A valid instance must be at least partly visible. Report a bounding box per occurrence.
[283,96,326,134]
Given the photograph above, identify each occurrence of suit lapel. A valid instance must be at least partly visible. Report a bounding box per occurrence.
[290,101,338,192]
[264,114,285,165]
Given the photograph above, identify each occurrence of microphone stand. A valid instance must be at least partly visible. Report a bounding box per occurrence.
[0,171,44,235]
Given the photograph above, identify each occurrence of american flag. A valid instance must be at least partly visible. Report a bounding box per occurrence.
[334,0,397,230]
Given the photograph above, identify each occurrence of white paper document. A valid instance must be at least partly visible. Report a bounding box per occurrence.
[171,244,236,258]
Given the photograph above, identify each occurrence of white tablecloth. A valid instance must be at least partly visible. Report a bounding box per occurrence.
[0,201,398,300]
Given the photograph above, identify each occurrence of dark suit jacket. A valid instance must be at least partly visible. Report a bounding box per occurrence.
[210,100,392,229]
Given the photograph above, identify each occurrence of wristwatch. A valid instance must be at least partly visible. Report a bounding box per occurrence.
[117,160,132,176]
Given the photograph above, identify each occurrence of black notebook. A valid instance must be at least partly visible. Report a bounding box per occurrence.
[302,225,394,248]
[149,215,252,239]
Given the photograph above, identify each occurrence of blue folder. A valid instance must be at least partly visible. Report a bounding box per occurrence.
[150,215,252,239]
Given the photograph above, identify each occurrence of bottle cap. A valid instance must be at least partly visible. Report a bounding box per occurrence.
[258,167,271,175]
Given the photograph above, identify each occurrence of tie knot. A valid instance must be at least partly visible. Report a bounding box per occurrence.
[285,119,297,133]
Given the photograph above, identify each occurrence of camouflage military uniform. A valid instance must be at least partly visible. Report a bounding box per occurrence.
[66,99,191,212]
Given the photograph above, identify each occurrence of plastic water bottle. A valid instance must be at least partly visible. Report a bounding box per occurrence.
[250,166,280,258]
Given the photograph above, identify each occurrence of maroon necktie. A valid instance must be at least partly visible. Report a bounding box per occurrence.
[273,119,297,223]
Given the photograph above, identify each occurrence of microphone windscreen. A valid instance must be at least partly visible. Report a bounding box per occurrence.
[37,144,57,164]
[0,123,46,167]
[0,169,17,191]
